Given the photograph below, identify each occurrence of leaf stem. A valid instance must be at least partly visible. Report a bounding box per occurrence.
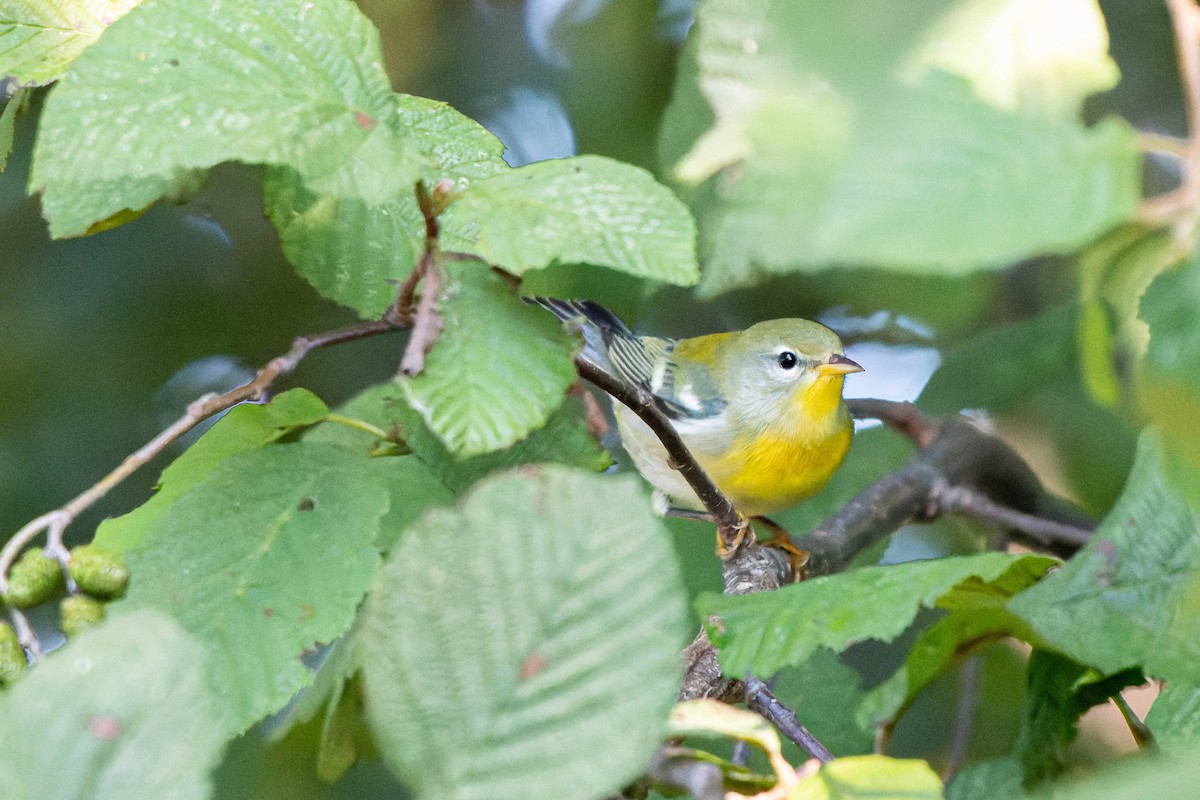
[322,414,394,442]
[1113,691,1156,750]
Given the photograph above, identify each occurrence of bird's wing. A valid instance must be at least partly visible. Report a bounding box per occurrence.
[525,297,727,421]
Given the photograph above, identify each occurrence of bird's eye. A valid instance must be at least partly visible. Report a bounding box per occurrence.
[777,351,799,370]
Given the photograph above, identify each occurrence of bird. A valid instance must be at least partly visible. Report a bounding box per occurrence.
[529,298,863,520]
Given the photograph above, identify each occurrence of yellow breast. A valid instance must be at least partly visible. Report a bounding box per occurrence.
[703,375,853,516]
[614,373,854,518]
[709,422,852,516]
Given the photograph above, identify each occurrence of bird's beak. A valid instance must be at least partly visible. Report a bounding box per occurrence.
[818,353,864,376]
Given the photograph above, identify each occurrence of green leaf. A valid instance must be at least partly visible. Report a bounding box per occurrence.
[668,699,785,762]
[661,0,1140,296]
[263,96,508,317]
[699,552,1049,677]
[1009,431,1200,684]
[917,302,1138,514]
[30,0,409,237]
[94,389,329,554]
[858,557,1053,731]
[399,263,580,456]
[1140,251,1200,513]
[0,609,223,800]
[405,396,610,493]
[314,380,609,494]
[946,758,1026,800]
[791,755,943,800]
[1035,746,1200,800]
[1015,651,1143,785]
[264,618,379,783]
[364,456,456,552]
[1147,683,1200,754]
[360,466,689,800]
[0,0,141,86]
[1,87,29,172]
[266,629,376,783]
[1077,227,1174,407]
[919,307,1075,415]
[810,81,1138,271]
[115,441,390,734]
[1141,254,1200,394]
[441,154,699,286]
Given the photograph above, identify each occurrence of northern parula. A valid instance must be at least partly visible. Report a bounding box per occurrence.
[532,298,863,517]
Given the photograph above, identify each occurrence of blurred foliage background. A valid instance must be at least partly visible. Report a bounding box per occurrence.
[0,0,1193,794]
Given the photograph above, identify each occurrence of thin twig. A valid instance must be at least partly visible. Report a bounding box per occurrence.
[398,262,443,376]
[933,484,1093,548]
[744,675,834,763]
[7,608,42,663]
[0,319,401,595]
[398,181,449,376]
[846,398,937,448]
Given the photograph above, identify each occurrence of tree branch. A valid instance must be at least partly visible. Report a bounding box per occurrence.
[845,398,936,447]
[744,675,834,763]
[799,405,1095,575]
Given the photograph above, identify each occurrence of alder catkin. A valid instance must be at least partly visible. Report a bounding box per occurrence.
[60,594,106,638]
[4,548,66,609]
[68,545,130,600]
[0,622,25,686]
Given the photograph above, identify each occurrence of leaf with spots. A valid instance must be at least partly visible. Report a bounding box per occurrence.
[1009,431,1200,684]
[360,466,689,800]
[263,96,509,317]
[113,442,391,735]
[0,0,141,87]
[30,0,418,237]
[0,610,223,800]
[94,388,330,555]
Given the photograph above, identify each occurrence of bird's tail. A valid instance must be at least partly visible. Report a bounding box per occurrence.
[523,297,631,372]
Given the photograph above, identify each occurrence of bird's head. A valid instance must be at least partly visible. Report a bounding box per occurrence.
[723,318,863,429]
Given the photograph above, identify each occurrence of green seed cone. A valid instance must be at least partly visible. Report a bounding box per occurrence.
[60,594,106,638]
[68,545,130,599]
[0,622,26,687]
[4,548,66,609]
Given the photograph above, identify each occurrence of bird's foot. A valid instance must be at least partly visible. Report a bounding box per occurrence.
[752,516,809,581]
